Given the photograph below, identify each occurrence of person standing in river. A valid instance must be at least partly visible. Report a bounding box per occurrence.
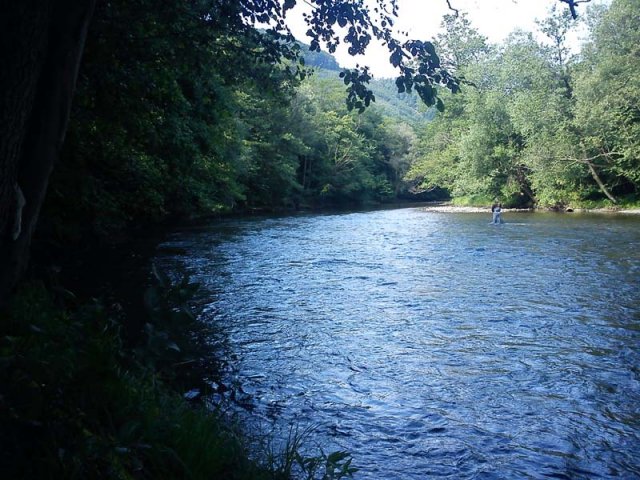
[491,202,503,224]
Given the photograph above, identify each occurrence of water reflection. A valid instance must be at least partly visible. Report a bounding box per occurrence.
[157,208,640,479]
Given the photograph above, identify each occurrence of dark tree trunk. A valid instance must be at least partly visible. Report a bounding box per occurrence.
[0,0,96,306]
[515,167,536,205]
[586,161,617,204]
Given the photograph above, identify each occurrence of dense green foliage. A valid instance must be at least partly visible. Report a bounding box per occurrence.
[0,278,264,479]
[43,0,292,241]
[46,1,640,245]
[407,0,640,208]
[40,0,427,245]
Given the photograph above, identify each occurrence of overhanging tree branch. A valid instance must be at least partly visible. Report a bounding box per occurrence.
[559,0,592,19]
[445,0,460,17]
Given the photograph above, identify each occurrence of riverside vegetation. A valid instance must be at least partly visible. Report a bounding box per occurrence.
[407,0,640,210]
[1,0,639,478]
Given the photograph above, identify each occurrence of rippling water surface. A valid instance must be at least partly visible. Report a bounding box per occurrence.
[157,208,640,479]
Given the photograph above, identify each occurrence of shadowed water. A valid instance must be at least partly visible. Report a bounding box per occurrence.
[157,208,640,479]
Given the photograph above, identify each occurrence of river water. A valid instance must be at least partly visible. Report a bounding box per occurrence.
[156,207,640,479]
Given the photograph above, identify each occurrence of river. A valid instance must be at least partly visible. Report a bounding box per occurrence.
[156,207,640,479]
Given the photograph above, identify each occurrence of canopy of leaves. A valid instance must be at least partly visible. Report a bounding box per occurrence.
[406,0,640,208]
[239,0,462,111]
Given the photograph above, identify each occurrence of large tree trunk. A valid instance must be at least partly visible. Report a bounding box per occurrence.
[0,0,96,306]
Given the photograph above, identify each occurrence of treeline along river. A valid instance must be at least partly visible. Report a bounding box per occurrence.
[156,207,640,479]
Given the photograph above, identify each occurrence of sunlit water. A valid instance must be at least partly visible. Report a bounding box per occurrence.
[156,208,640,479]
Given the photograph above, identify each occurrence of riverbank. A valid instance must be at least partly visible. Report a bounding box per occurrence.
[421,202,640,214]
[0,272,356,479]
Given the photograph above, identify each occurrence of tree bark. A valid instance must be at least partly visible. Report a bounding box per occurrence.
[0,0,96,306]
[0,1,49,254]
[586,160,617,204]
[515,166,536,204]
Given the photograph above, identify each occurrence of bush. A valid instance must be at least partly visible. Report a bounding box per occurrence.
[0,282,274,479]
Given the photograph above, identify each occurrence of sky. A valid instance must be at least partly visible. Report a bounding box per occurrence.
[284,0,609,78]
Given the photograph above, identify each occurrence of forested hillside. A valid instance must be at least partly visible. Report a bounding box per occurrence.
[39,4,430,246]
[303,46,434,124]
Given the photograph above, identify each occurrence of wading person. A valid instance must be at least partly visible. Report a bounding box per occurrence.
[491,202,503,224]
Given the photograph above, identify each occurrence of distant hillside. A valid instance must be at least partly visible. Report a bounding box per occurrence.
[299,43,341,71]
[300,44,434,126]
[369,78,436,125]
[301,54,435,126]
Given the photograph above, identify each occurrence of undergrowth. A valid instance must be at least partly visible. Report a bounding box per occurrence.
[0,268,356,479]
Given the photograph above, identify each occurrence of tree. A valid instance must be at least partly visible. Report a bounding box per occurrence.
[572,0,640,197]
[408,1,640,208]
[377,121,417,197]
[519,0,640,205]
[41,0,305,242]
[406,89,467,197]
[0,0,96,305]
[498,30,576,205]
[235,89,308,209]
[406,14,497,201]
[290,78,377,205]
[435,13,491,74]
